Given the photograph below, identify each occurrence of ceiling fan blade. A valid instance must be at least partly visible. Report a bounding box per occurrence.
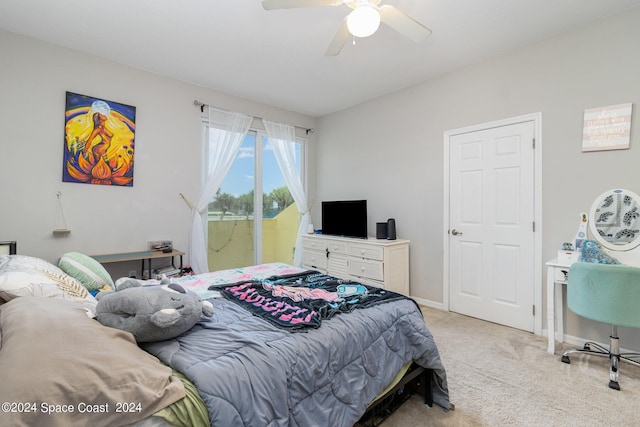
[325,18,350,56]
[379,5,432,43]
[262,0,342,10]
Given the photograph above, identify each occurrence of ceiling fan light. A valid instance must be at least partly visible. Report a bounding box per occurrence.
[346,5,380,38]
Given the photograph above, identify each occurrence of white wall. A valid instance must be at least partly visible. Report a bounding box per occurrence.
[0,30,317,278]
[3,8,640,347]
[315,8,640,344]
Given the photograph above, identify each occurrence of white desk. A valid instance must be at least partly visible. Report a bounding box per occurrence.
[546,258,572,354]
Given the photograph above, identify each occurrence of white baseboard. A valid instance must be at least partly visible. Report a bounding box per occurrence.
[411,296,445,311]
[542,330,639,355]
[423,308,635,354]
[541,329,591,347]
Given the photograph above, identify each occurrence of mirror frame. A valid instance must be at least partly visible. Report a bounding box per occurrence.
[588,189,640,251]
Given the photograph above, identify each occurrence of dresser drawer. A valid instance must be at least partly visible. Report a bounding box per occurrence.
[326,239,348,255]
[351,275,385,289]
[349,258,384,281]
[303,237,327,252]
[303,251,327,270]
[348,243,384,261]
[555,267,569,283]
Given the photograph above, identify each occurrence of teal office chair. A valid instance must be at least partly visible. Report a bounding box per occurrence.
[561,262,640,390]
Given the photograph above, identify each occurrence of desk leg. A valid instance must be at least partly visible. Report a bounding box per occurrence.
[555,282,564,344]
[546,267,555,354]
[169,255,182,271]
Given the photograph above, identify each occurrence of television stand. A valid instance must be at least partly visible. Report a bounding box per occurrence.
[301,234,409,295]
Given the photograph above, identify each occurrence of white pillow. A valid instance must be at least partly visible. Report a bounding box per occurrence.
[0,255,96,306]
[59,252,114,292]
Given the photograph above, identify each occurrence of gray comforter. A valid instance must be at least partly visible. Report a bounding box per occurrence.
[143,295,449,427]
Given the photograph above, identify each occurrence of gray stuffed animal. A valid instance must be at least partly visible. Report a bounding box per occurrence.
[95,278,214,342]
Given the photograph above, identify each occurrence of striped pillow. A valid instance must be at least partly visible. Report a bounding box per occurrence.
[0,255,95,306]
[59,252,114,292]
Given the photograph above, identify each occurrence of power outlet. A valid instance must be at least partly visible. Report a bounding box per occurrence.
[128,270,137,278]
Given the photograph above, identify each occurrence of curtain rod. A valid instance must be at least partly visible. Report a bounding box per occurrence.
[194,100,315,135]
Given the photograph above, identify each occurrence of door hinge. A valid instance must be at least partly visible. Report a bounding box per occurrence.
[532,221,535,232]
[533,305,535,315]
[532,137,535,149]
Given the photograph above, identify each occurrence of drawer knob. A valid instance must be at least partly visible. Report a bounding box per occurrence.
[361,250,365,255]
[361,267,365,272]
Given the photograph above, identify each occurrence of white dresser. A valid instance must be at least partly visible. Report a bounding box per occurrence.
[302,234,410,295]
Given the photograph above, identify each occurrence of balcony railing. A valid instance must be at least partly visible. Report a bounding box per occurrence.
[207,203,299,271]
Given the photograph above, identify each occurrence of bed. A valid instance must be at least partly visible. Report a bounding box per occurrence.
[0,255,450,427]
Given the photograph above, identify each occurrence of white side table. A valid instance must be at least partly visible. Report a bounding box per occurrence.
[546,258,572,354]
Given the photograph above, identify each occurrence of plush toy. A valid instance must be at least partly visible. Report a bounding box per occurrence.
[95,278,214,342]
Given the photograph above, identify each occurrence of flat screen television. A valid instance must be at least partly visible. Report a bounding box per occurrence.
[321,200,367,239]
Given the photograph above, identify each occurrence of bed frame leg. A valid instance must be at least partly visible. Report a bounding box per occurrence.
[355,365,436,426]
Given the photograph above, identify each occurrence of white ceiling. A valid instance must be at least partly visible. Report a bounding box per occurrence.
[1,0,639,117]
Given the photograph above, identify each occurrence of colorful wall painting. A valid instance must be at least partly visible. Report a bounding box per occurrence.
[63,91,136,186]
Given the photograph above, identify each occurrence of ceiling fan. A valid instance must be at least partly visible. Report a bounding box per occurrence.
[261,0,432,56]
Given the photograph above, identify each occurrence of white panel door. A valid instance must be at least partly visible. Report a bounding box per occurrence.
[449,121,535,331]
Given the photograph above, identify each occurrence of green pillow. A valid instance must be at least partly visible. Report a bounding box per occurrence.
[59,252,114,292]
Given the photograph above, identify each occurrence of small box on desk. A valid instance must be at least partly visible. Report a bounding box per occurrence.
[557,250,580,265]
[148,240,173,252]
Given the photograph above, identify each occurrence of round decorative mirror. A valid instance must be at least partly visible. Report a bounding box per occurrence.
[589,189,640,251]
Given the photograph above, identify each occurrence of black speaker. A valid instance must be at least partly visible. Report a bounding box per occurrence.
[386,218,396,240]
[376,222,387,239]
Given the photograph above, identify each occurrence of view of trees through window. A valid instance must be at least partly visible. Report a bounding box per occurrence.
[208,186,294,220]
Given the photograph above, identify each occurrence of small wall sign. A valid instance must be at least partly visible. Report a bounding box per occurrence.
[582,102,633,152]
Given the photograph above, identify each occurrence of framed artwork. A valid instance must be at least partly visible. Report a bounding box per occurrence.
[582,102,633,152]
[63,91,136,186]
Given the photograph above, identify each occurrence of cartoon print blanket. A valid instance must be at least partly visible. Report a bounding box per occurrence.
[214,270,409,331]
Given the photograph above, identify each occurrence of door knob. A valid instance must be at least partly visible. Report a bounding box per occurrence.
[451,229,463,236]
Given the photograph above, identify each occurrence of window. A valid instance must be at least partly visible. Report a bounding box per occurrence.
[206,130,304,270]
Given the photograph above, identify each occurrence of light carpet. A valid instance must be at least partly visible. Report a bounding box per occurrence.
[381,306,640,426]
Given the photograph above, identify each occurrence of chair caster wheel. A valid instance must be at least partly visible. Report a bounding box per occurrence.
[609,380,620,390]
[561,355,570,364]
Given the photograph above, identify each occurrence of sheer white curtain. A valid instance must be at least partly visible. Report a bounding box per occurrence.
[190,107,253,274]
[263,120,311,267]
